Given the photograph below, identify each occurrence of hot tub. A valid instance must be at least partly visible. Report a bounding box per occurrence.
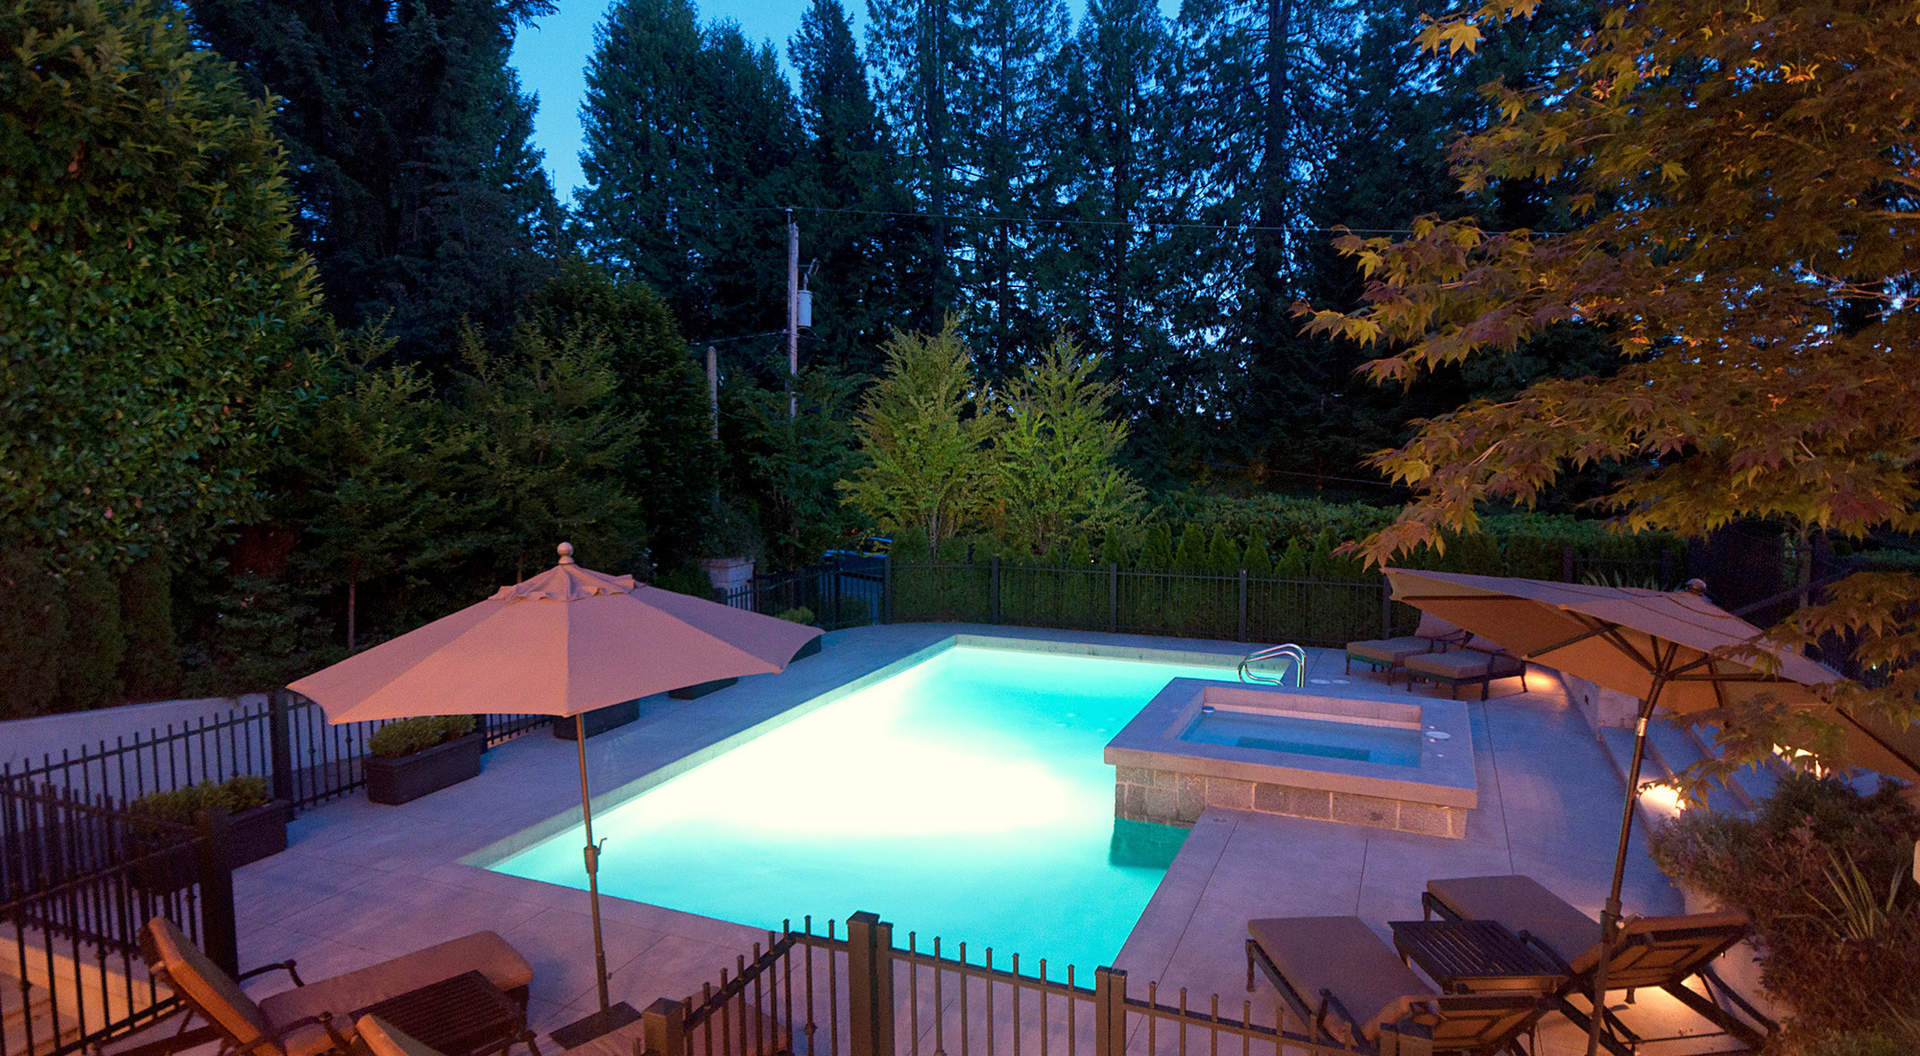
[1104,679,1476,838]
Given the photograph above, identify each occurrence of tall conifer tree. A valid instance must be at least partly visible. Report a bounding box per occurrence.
[188,0,559,363]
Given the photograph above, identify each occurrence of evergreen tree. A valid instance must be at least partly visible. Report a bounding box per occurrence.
[866,0,964,307]
[1139,523,1174,570]
[990,337,1144,558]
[188,0,559,363]
[579,3,800,344]
[1048,0,1186,454]
[1207,525,1240,574]
[792,0,935,375]
[1242,529,1274,577]
[527,260,717,571]
[945,0,1072,373]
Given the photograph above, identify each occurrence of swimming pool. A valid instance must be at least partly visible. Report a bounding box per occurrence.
[487,640,1238,973]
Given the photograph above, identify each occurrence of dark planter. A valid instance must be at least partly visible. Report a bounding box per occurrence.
[552,699,640,739]
[668,677,737,700]
[132,800,292,891]
[365,733,484,805]
[791,636,823,661]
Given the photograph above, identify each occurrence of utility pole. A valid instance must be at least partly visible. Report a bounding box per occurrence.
[705,345,719,441]
[786,209,800,419]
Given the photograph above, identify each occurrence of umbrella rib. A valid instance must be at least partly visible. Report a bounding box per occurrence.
[1836,706,1920,775]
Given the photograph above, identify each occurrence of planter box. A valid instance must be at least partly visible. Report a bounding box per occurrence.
[365,733,484,805]
[552,699,640,739]
[668,678,737,700]
[791,637,822,661]
[133,799,292,891]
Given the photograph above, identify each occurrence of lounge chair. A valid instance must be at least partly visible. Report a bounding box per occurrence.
[136,915,537,1056]
[1422,875,1773,1052]
[1346,614,1471,683]
[1245,916,1548,1055]
[1403,641,1528,700]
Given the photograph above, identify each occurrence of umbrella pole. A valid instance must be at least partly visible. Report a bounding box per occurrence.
[578,714,612,1015]
[1588,684,1663,1056]
[550,715,640,1048]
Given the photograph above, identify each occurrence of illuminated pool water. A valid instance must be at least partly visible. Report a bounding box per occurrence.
[489,642,1240,972]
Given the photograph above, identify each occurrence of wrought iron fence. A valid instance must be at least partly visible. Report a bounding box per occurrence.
[720,559,886,630]
[637,912,1385,1056]
[3,694,554,810]
[885,560,1395,647]
[1,780,236,1056]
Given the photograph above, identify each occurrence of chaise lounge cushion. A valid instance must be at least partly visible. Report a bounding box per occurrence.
[1426,875,1599,967]
[1405,648,1525,682]
[356,1016,444,1056]
[1347,614,1468,667]
[144,917,275,1054]
[1426,874,1750,978]
[258,931,532,1056]
[1247,916,1428,1044]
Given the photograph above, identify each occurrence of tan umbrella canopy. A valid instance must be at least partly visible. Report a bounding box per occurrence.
[1384,567,1917,1056]
[290,542,822,1044]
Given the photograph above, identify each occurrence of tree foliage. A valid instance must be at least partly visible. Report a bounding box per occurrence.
[840,320,997,552]
[0,0,318,571]
[187,0,560,361]
[1305,0,1920,761]
[991,336,1144,557]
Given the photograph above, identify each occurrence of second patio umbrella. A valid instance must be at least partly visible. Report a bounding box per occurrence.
[290,542,822,1044]
[1383,567,1917,1055]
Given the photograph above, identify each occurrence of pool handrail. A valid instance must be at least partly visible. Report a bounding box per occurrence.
[1239,643,1307,687]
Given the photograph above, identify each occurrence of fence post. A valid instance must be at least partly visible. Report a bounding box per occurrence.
[1094,967,1127,1056]
[1380,577,1393,639]
[1109,565,1119,633]
[641,997,688,1056]
[1237,569,1249,641]
[1562,545,1575,582]
[268,690,295,805]
[830,558,844,628]
[990,556,1002,624]
[883,558,893,624]
[1660,548,1675,589]
[847,911,896,1056]
[194,808,239,977]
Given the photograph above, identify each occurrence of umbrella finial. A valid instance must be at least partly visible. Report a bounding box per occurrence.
[1682,578,1708,595]
[557,541,575,565]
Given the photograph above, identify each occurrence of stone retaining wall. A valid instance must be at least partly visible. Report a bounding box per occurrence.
[1114,764,1467,838]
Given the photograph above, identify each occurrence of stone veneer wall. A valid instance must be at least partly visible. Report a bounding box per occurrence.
[1114,765,1466,838]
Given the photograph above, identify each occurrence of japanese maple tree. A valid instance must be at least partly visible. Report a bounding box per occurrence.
[1304,0,1920,754]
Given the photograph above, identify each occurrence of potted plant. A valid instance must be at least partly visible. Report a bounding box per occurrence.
[552,698,641,739]
[364,715,483,805]
[130,776,292,889]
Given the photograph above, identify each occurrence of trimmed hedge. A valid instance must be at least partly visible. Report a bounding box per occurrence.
[130,776,271,826]
[368,715,476,759]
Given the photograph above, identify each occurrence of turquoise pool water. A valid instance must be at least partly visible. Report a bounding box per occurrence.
[1180,709,1423,767]
[489,643,1237,973]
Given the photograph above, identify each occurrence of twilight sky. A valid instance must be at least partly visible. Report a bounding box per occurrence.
[507,0,1175,202]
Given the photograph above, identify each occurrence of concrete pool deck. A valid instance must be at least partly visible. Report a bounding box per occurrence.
[200,624,1723,1054]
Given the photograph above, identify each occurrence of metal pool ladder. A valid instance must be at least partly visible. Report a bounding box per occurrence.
[1239,643,1307,687]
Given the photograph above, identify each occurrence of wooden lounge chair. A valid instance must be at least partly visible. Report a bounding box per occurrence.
[1245,916,1548,1055]
[1422,875,1774,1052]
[136,916,538,1056]
[1346,614,1471,683]
[1403,643,1528,700]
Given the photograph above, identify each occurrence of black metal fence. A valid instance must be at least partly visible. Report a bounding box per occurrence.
[720,558,887,630]
[885,561,1396,647]
[637,912,1390,1056]
[3,694,553,810]
[1,780,236,1056]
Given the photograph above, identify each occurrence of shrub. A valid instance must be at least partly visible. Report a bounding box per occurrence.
[368,715,476,759]
[1648,773,1920,1043]
[130,776,272,826]
[775,606,817,625]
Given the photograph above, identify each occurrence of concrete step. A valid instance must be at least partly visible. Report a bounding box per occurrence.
[1648,721,1753,814]
[1597,726,1684,826]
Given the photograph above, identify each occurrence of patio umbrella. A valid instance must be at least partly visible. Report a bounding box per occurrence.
[1382,567,1919,1055]
[289,542,822,1044]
